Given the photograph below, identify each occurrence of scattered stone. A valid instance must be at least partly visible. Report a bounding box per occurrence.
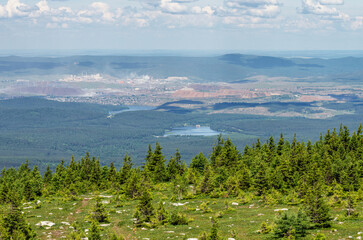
[172,202,189,206]
[49,213,53,215]
[358,232,362,235]
[274,208,288,212]
[165,231,175,233]
[37,215,41,218]
[36,221,55,227]
[349,236,353,239]
[231,202,239,206]
[59,208,63,210]
[61,222,70,225]
[187,238,198,240]
[357,237,361,240]
[180,233,185,236]
[338,222,344,225]
[228,238,236,240]
[249,204,254,208]
[257,213,264,216]
[99,195,112,198]
[85,229,89,232]
[73,203,77,206]
[37,200,41,204]
[99,224,110,227]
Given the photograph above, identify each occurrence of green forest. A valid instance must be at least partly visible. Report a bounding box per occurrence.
[0,125,363,239]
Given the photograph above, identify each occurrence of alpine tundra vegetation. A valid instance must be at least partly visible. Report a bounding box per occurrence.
[0,125,362,239]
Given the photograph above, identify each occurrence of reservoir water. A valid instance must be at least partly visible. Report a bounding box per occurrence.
[164,126,220,137]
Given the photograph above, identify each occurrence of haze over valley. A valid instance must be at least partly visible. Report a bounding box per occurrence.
[1,53,363,169]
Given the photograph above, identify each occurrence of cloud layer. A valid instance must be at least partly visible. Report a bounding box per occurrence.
[0,0,362,31]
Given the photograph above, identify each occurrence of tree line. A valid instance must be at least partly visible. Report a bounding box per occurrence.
[0,124,363,239]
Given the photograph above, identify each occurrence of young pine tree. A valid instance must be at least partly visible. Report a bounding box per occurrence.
[156,201,169,225]
[89,221,101,240]
[304,186,331,228]
[0,191,36,240]
[133,189,155,225]
[89,197,110,223]
[119,154,133,185]
[209,217,220,240]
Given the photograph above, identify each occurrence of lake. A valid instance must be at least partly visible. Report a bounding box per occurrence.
[164,126,220,137]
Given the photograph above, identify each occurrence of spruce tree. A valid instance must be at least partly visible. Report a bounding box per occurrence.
[89,221,101,240]
[133,189,155,225]
[0,191,36,240]
[124,168,142,199]
[43,164,53,185]
[304,186,331,228]
[156,201,169,225]
[253,161,269,196]
[208,217,220,240]
[89,197,110,223]
[119,154,133,185]
[190,152,208,174]
[166,156,178,180]
[145,143,166,182]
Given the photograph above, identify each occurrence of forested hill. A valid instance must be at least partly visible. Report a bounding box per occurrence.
[0,125,363,239]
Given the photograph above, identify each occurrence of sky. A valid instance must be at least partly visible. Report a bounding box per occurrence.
[0,0,363,51]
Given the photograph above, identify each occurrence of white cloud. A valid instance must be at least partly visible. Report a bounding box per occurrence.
[90,2,114,21]
[225,0,280,8]
[223,0,281,18]
[0,0,32,18]
[247,4,280,18]
[300,0,341,16]
[319,0,344,5]
[37,0,50,13]
[0,6,6,18]
[160,0,188,14]
[0,0,361,33]
[191,6,214,15]
[351,16,363,30]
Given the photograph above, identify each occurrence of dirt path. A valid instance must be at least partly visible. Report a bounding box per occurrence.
[44,198,91,240]
[66,197,90,223]
[75,198,91,214]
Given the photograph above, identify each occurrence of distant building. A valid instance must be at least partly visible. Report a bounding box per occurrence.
[196,125,201,128]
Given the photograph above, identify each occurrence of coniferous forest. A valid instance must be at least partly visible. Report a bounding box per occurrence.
[0,125,363,240]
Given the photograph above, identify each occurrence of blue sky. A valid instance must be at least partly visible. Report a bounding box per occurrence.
[0,0,362,51]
